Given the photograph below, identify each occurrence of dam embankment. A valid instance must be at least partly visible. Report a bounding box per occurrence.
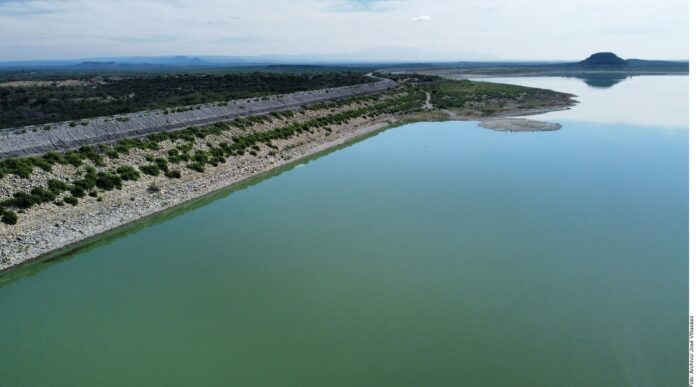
[0,78,397,158]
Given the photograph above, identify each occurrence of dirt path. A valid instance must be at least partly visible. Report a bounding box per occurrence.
[424,92,433,110]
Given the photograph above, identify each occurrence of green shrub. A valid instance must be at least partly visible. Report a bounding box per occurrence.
[115,138,142,154]
[192,151,208,163]
[70,186,86,198]
[116,165,140,181]
[95,172,122,190]
[63,151,83,167]
[42,151,64,164]
[11,192,36,209]
[30,156,53,172]
[186,162,205,172]
[1,210,18,225]
[105,149,120,159]
[139,164,160,176]
[165,170,181,179]
[0,158,34,178]
[70,167,97,193]
[78,146,104,166]
[64,196,78,206]
[30,187,56,203]
[154,158,169,173]
[47,179,69,193]
[145,141,160,150]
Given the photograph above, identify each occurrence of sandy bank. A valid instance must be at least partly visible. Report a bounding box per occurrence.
[478,118,561,131]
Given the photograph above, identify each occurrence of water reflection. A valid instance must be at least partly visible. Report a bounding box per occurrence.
[0,76,686,386]
[469,75,688,129]
[571,73,629,88]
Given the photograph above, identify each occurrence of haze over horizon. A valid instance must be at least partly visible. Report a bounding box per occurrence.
[0,0,689,62]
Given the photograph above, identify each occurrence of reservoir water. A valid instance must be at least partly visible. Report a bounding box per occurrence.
[0,76,688,386]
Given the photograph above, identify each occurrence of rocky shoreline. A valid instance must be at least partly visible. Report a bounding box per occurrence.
[0,99,574,273]
[0,114,401,272]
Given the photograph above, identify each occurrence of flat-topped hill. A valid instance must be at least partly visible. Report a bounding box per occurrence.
[578,52,627,66]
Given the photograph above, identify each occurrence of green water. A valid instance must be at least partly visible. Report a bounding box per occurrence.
[0,76,688,386]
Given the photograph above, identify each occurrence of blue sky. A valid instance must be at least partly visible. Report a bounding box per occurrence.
[0,0,688,61]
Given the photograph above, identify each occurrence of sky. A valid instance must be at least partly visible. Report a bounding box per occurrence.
[0,0,689,62]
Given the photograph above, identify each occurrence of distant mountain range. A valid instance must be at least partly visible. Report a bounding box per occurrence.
[0,47,500,69]
[0,50,687,71]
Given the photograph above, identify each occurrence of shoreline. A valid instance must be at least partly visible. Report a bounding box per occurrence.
[0,104,570,274]
[0,115,400,273]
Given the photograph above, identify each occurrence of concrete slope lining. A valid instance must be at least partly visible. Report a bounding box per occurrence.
[0,78,397,159]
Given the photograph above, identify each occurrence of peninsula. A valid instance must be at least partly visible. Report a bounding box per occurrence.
[0,71,575,271]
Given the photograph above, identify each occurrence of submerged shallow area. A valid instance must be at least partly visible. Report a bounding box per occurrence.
[0,76,687,386]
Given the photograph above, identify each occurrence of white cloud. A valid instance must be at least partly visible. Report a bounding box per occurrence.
[207,19,230,25]
[0,0,688,61]
[411,14,431,22]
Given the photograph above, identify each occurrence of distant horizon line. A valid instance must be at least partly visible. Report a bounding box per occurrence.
[0,54,689,66]
[0,50,689,66]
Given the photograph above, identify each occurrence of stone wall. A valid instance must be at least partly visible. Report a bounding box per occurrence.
[0,78,397,158]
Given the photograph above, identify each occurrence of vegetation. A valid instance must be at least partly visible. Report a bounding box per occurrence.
[116,165,140,181]
[0,75,572,227]
[415,78,571,112]
[64,196,78,206]
[0,147,105,179]
[0,88,425,225]
[139,164,161,176]
[0,72,372,129]
[1,209,17,225]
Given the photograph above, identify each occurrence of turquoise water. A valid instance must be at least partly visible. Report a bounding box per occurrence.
[0,76,688,386]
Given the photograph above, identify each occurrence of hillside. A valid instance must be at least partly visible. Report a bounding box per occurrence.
[578,52,627,66]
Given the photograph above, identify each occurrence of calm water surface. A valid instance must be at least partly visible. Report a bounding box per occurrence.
[0,76,687,386]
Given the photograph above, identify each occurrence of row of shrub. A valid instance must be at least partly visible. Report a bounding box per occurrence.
[0,161,178,224]
[0,90,398,180]
[161,92,424,174]
[0,145,108,179]
[133,92,422,176]
[0,90,424,224]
